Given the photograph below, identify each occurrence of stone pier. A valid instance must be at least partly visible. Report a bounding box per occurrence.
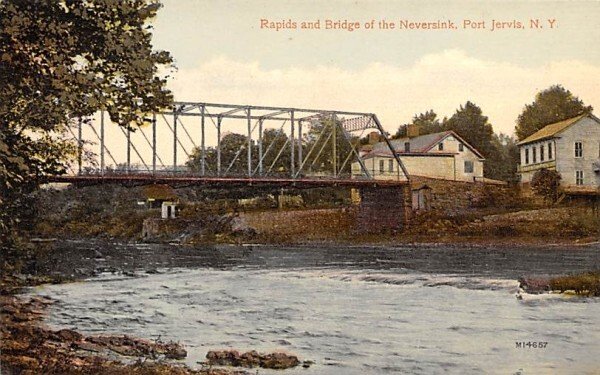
[356,185,412,233]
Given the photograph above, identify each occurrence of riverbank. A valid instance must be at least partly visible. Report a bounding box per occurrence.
[29,183,600,247]
[0,274,304,374]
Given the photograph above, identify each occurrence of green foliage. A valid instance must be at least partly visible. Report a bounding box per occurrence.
[303,118,356,175]
[0,1,173,251]
[531,168,562,202]
[515,85,592,140]
[444,101,495,158]
[549,272,600,296]
[187,118,359,177]
[485,133,520,182]
[392,110,443,139]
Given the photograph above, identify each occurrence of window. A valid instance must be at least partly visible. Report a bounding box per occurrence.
[548,142,553,159]
[404,142,410,152]
[525,149,529,164]
[438,142,444,151]
[532,147,537,163]
[379,160,385,173]
[575,141,583,158]
[464,160,474,173]
[458,143,464,152]
[540,145,545,162]
[388,159,394,172]
[576,170,584,185]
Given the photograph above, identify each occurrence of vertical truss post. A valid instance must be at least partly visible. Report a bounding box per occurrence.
[126,126,131,172]
[371,114,410,181]
[152,113,157,175]
[100,111,105,175]
[258,118,264,176]
[200,105,206,176]
[290,110,295,177]
[173,110,178,173]
[217,116,222,176]
[77,118,82,175]
[298,120,303,172]
[247,107,252,177]
[332,114,337,177]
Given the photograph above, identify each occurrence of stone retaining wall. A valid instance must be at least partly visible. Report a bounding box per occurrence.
[409,176,518,215]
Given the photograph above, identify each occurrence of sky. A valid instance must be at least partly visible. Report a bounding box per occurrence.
[147,0,600,137]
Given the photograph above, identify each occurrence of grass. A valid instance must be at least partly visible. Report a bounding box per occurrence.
[549,272,600,296]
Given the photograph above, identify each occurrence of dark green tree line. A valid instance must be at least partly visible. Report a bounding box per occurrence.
[1,0,174,254]
[515,85,592,141]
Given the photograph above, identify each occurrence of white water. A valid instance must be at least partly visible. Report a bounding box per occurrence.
[35,266,600,374]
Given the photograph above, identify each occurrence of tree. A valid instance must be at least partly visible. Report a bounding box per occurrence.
[485,133,520,182]
[261,129,291,175]
[392,110,443,139]
[1,1,173,251]
[515,85,592,140]
[187,133,253,176]
[303,118,356,175]
[531,169,562,202]
[444,102,495,158]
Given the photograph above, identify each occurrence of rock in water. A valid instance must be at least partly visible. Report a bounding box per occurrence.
[206,350,300,369]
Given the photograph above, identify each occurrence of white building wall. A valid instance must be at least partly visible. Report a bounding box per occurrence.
[352,152,483,182]
[554,117,600,187]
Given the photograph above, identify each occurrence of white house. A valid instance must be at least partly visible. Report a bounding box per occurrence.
[517,113,600,190]
[352,130,485,182]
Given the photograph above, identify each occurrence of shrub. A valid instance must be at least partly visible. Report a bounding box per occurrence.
[531,169,561,202]
[549,272,600,296]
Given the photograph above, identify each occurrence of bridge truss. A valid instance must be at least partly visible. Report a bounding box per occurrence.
[63,101,409,183]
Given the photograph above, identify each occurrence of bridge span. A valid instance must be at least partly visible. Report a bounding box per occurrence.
[55,101,411,232]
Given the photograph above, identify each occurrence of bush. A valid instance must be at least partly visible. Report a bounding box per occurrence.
[531,169,561,202]
[549,272,600,296]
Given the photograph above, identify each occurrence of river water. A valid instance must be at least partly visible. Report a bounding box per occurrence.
[33,242,600,374]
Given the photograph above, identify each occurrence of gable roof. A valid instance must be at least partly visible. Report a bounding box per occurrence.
[371,130,485,159]
[142,184,177,200]
[517,113,598,145]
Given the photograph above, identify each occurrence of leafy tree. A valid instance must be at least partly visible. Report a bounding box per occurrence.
[531,168,562,202]
[392,110,443,139]
[485,133,520,182]
[515,85,592,140]
[303,118,356,175]
[444,101,495,160]
[1,1,173,252]
[187,133,253,176]
[261,129,291,175]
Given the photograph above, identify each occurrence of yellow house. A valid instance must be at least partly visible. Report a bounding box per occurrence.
[353,131,485,182]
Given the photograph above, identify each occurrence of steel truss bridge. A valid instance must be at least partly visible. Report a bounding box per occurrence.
[48,101,409,188]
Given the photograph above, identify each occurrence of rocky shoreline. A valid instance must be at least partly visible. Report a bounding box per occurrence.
[0,275,304,374]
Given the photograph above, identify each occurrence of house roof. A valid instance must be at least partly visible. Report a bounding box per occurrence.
[517,114,593,145]
[142,184,177,200]
[361,151,456,160]
[371,130,485,159]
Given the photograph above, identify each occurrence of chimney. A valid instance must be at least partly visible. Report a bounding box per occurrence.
[406,124,420,138]
[368,131,380,144]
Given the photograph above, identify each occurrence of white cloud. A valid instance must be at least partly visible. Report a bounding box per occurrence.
[168,49,600,136]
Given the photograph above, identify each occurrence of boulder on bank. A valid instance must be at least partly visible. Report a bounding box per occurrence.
[206,350,300,369]
[84,335,187,359]
[518,276,550,294]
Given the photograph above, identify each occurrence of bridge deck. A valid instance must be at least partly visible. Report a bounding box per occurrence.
[46,174,408,188]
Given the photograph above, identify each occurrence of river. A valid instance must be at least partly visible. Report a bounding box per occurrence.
[32,241,600,374]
